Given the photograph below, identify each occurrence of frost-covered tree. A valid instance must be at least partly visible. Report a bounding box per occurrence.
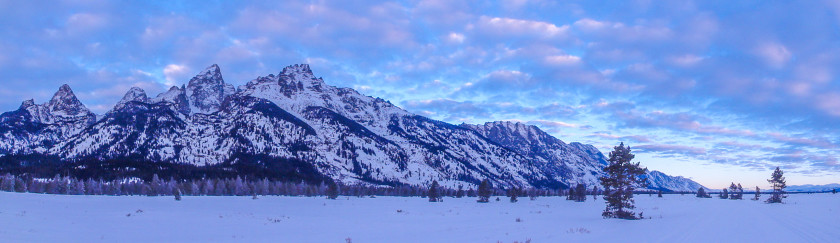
[753,186,761,200]
[150,174,162,196]
[477,179,492,203]
[728,183,743,200]
[456,185,465,198]
[657,190,663,198]
[428,180,441,202]
[599,142,648,219]
[719,188,728,199]
[766,167,786,203]
[0,173,14,191]
[833,188,837,194]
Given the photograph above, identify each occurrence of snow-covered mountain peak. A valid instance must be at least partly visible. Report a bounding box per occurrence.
[149,85,190,115]
[464,121,559,145]
[281,63,313,76]
[46,84,90,117]
[197,64,222,79]
[279,64,323,89]
[20,99,36,109]
[115,87,149,109]
[185,64,235,115]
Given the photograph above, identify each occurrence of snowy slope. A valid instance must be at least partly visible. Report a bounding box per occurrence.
[786,183,840,192]
[0,85,95,154]
[3,192,839,242]
[0,64,703,191]
[642,170,707,192]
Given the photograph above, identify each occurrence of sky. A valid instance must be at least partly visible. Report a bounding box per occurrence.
[1,0,839,189]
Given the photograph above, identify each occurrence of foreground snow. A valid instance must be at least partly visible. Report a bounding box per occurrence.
[1,192,838,242]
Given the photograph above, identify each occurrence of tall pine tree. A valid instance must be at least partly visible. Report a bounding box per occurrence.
[599,142,648,219]
[766,167,786,203]
[428,180,441,202]
[477,179,492,203]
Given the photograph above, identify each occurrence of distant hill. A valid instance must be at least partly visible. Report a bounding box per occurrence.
[786,183,840,192]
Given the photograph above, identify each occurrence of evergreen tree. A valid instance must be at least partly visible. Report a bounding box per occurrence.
[428,180,441,202]
[752,186,761,201]
[657,190,663,198]
[456,185,465,198]
[507,187,519,203]
[599,142,648,219]
[766,167,786,203]
[719,188,728,199]
[574,184,587,202]
[174,188,182,201]
[477,179,492,203]
[833,188,836,194]
[529,188,538,201]
[592,185,598,201]
[728,183,742,200]
[696,187,710,198]
[326,182,339,199]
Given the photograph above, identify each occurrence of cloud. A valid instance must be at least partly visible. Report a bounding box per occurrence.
[634,144,708,156]
[473,16,570,39]
[754,42,792,68]
[163,64,190,86]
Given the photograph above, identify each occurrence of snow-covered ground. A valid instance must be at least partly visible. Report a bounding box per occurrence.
[1,192,838,242]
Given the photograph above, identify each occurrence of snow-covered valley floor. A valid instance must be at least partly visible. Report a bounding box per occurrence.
[2,192,838,242]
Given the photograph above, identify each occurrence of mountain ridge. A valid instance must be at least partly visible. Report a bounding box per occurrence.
[0,64,705,191]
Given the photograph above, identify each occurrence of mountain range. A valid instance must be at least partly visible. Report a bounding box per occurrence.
[0,64,705,191]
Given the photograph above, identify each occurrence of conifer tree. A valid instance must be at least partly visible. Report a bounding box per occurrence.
[766,167,786,203]
[428,180,441,202]
[736,183,743,199]
[728,183,736,199]
[477,179,492,203]
[833,188,837,194]
[657,190,663,198]
[719,188,728,199]
[456,185,464,198]
[753,186,760,200]
[174,188,182,201]
[326,182,339,199]
[574,184,587,202]
[507,187,519,203]
[696,187,710,198]
[599,142,648,219]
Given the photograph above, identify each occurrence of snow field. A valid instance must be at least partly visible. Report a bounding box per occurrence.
[1,192,838,242]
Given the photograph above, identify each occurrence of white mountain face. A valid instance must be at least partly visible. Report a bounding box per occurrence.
[643,170,708,192]
[185,64,235,115]
[0,84,95,154]
[0,64,705,191]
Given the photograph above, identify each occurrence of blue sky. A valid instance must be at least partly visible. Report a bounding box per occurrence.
[1,0,838,188]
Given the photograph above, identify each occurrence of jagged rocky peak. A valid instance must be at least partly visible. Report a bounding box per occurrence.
[186,64,235,115]
[466,121,552,144]
[151,85,190,115]
[278,64,324,89]
[46,84,92,117]
[20,99,36,109]
[113,87,149,110]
